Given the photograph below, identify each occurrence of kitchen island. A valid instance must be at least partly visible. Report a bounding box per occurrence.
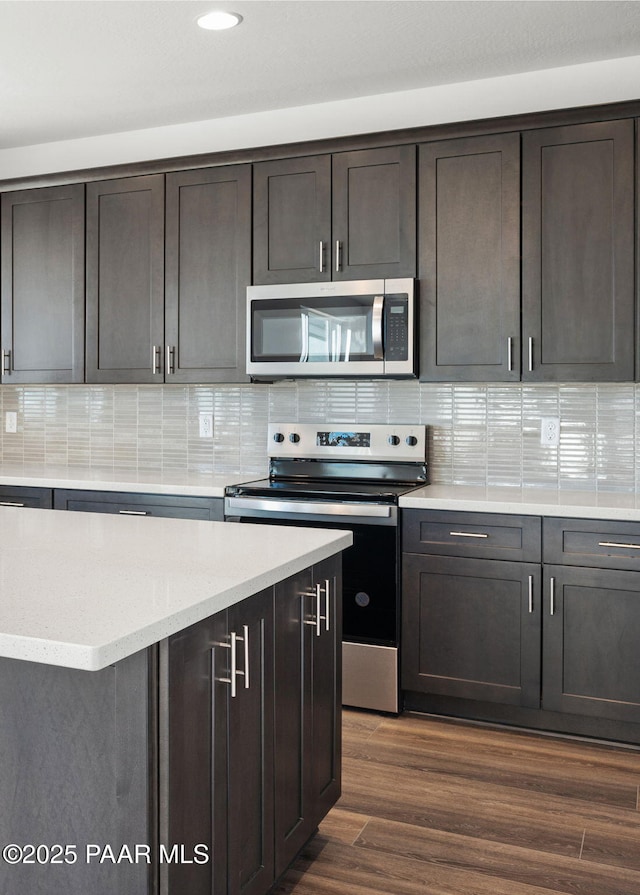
[0,508,351,895]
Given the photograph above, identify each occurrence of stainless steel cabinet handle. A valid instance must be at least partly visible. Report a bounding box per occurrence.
[118,509,150,516]
[152,345,161,375]
[335,239,342,272]
[449,531,489,538]
[319,240,325,273]
[528,575,534,613]
[302,585,327,637]
[2,349,11,375]
[235,624,250,690]
[598,541,640,550]
[166,345,175,376]
[0,501,25,507]
[528,337,534,372]
[323,579,331,632]
[507,337,513,372]
[550,576,556,616]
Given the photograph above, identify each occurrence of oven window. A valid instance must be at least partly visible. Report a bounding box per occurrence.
[251,296,376,363]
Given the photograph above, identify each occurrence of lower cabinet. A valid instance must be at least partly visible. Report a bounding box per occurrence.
[161,555,341,895]
[53,488,223,521]
[0,484,53,509]
[402,509,640,739]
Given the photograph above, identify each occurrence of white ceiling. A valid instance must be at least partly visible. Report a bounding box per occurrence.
[2,0,640,153]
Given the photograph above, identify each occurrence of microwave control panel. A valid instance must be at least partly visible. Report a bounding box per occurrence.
[384,295,409,361]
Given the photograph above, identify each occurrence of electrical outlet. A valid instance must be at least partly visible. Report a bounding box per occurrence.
[4,411,17,434]
[540,417,560,446]
[199,413,214,439]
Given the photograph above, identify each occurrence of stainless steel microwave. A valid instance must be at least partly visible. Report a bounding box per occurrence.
[246,278,415,378]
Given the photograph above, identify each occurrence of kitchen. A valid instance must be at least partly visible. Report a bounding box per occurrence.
[1,1,640,893]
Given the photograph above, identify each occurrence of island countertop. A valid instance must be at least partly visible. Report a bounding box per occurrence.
[0,507,351,671]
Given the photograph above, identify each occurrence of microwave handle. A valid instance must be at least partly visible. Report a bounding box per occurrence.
[372,295,384,360]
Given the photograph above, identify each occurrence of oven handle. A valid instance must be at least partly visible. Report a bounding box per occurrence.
[225,496,392,518]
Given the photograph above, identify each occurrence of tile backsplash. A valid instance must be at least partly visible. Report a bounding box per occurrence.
[0,380,638,491]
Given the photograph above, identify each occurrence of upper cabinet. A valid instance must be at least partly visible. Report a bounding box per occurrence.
[165,166,251,383]
[85,174,165,383]
[252,145,416,284]
[522,119,635,382]
[1,184,85,383]
[86,168,251,384]
[418,133,520,381]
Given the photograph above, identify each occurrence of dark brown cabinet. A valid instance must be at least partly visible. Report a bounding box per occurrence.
[0,485,53,509]
[1,184,85,383]
[253,146,416,284]
[86,174,165,383]
[53,488,223,520]
[418,133,520,381]
[162,555,341,895]
[522,119,635,381]
[273,558,341,877]
[165,166,251,383]
[403,509,640,740]
[402,511,542,707]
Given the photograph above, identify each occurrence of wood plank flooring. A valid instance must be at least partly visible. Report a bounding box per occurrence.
[274,710,640,895]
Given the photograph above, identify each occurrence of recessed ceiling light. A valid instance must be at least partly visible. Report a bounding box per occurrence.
[197,10,242,30]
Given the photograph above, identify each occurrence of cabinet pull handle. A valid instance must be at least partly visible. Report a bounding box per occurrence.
[234,624,250,691]
[550,576,556,616]
[528,575,534,613]
[1,349,10,375]
[598,541,640,550]
[528,337,534,372]
[118,509,149,516]
[319,241,325,273]
[335,240,342,272]
[449,531,489,539]
[166,345,176,376]
[0,501,25,507]
[322,579,331,632]
[507,337,513,372]
[151,344,161,375]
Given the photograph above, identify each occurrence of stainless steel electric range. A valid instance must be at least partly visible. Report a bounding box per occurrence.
[224,423,427,713]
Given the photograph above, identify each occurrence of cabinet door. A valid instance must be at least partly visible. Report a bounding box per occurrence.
[418,134,520,381]
[253,155,331,284]
[86,175,165,383]
[543,565,640,724]
[161,611,228,895]
[1,184,85,383]
[273,557,341,878]
[165,166,251,382]
[402,554,541,707]
[522,120,634,381]
[308,557,342,825]
[227,588,275,895]
[332,145,416,280]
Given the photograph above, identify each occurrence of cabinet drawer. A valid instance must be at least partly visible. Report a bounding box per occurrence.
[402,510,541,562]
[0,485,53,509]
[53,489,223,521]
[544,517,640,570]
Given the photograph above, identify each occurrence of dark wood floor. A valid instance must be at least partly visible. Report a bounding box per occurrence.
[274,709,640,895]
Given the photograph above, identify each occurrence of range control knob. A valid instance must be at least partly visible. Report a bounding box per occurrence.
[406,435,418,446]
[387,435,400,446]
[289,433,301,444]
[273,432,285,443]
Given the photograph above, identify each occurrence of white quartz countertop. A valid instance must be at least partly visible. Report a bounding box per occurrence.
[0,463,255,497]
[400,485,640,522]
[0,508,351,671]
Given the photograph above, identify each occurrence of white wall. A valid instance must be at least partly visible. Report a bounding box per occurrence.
[2,55,640,180]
